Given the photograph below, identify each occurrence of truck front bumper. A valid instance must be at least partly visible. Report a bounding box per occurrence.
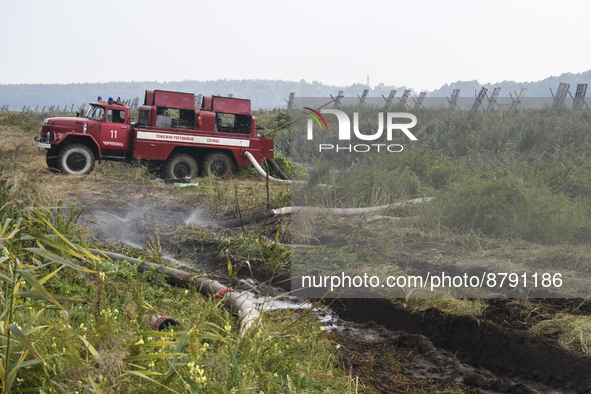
[34,137,51,149]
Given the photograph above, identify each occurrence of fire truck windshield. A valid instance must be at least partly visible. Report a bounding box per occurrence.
[85,105,105,121]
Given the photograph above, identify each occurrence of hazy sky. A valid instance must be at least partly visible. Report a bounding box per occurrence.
[1,0,590,91]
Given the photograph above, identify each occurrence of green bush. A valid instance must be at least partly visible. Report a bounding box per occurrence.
[330,158,421,207]
[272,151,308,180]
[421,173,591,244]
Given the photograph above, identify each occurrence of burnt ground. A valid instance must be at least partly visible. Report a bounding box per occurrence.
[45,177,591,393]
[328,299,591,393]
[77,191,591,392]
[9,133,591,393]
[332,322,555,394]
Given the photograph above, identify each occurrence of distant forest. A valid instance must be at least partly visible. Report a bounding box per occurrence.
[2,70,591,110]
[0,80,388,111]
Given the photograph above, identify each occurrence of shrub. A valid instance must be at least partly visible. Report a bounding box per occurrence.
[421,173,591,244]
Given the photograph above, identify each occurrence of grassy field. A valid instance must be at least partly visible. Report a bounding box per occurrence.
[2,106,591,392]
[287,106,591,296]
[284,105,591,356]
[0,113,359,393]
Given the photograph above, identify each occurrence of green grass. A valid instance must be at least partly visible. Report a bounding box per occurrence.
[0,139,355,392]
[286,105,591,300]
[5,106,591,391]
[532,314,591,355]
[0,202,357,393]
[403,298,488,316]
[418,172,591,245]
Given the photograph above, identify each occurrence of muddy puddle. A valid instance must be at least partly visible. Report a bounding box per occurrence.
[82,207,591,393]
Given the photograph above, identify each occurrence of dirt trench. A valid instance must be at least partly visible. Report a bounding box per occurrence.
[327,298,591,393]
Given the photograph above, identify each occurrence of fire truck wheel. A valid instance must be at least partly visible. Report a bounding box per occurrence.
[58,144,95,175]
[165,153,199,179]
[46,149,59,171]
[203,152,234,178]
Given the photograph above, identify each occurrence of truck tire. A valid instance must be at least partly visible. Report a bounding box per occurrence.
[46,149,59,172]
[203,152,234,178]
[58,144,95,175]
[164,153,198,179]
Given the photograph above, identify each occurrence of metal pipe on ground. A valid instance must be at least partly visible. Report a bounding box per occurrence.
[212,197,434,228]
[89,248,260,336]
[270,198,434,217]
[244,151,333,187]
[214,208,275,228]
[244,151,292,184]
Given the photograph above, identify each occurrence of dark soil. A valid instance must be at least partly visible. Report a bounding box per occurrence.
[332,321,560,393]
[328,298,591,393]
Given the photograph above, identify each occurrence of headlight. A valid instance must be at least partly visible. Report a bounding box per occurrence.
[45,131,50,140]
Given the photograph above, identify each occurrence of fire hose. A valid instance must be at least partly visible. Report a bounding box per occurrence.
[89,248,260,336]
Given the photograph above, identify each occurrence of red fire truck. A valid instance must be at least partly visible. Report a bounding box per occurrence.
[34,90,274,178]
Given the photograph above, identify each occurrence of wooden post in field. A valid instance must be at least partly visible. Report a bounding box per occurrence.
[286,92,296,111]
[572,84,588,111]
[447,89,460,112]
[413,92,426,110]
[551,83,570,109]
[382,90,396,107]
[357,89,369,106]
[485,87,501,115]
[471,87,488,113]
[506,88,527,116]
[399,90,411,108]
[331,91,343,109]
